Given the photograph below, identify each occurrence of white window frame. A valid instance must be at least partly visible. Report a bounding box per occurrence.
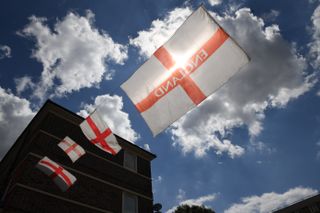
[123,150,137,172]
[122,192,138,213]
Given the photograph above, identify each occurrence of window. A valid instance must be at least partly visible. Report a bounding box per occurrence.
[122,192,138,213]
[124,150,137,172]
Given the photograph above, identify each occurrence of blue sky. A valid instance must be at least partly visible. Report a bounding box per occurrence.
[0,0,320,212]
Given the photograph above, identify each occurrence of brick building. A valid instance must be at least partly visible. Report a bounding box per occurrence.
[273,194,320,213]
[0,100,156,213]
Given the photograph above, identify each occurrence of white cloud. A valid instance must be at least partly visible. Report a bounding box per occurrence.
[177,188,187,202]
[316,141,320,159]
[19,10,128,100]
[14,76,35,95]
[152,175,163,194]
[166,192,217,213]
[78,94,139,143]
[0,86,35,159]
[208,0,222,6]
[153,175,163,183]
[143,143,151,151]
[309,0,320,4]
[317,90,320,96]
[224,187,318,213]
[262,10,280,22]
[0,45,11,59]
[171,125,245,158]
[129,7,192,58]
[309,4,320,68]
[131,7,314,158]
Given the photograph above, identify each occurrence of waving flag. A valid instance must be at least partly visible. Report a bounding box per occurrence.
[80,110,121,155]
[121,6,249,136]
[58,136,85,163]
[36,157,76,191]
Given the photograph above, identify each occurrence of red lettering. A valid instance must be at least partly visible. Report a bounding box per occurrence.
[136,28,229,113]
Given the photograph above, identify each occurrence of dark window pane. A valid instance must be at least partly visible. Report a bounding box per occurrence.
[123,193,137,213]
[124,151,137,172]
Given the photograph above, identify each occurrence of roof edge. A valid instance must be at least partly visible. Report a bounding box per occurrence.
[46,99,157,160]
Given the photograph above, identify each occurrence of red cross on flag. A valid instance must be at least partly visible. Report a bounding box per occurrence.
[121,6,249,136]
[80,110,122,155]
[58,136,86,163]
[36,157,77,191]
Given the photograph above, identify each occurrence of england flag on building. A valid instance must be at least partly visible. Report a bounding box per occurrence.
[58,136,86,163]
[121,6,249,136]
[36,157,77,192]
[80,110,122,155]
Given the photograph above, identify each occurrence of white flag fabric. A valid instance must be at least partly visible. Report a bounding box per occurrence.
[121,6,249,136]
[58,136,86,163]
[80,110,121,155]
[36,157,77,191]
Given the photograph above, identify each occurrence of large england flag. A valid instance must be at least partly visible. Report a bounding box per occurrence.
[121,6,249,136]
[80,110,122,155]
[36,157,77,192]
